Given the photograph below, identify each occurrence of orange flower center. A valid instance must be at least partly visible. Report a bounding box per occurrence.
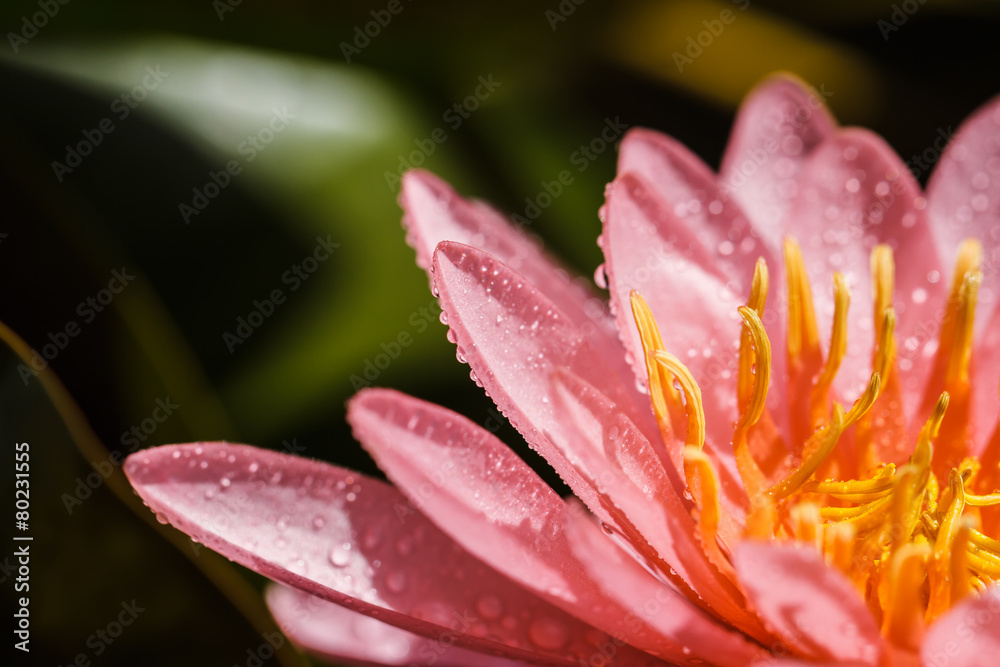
[633,237,1000,649]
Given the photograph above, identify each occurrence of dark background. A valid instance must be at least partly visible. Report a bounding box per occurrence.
[1,0,998,665]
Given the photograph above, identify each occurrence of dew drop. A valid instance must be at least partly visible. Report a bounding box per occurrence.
[363,526,383,550]
[912,287,927,304]
[312,515,326,530]
[329,543,351,567]
[593,263,609,289]
[476,594,504,620]
[248,461,260,473]
[220,477,231,488]
[385,571,408,594]
[396,536,415,556]
[528,617,569,650]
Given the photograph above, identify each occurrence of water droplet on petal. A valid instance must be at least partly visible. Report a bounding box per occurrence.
[528,617,569,650]
[329,543,351,567]
[385,571,407,594]
[593,263,609,290]
[476,594,504,620]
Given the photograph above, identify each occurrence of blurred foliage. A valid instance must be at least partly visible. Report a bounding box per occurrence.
[0,0,999,665]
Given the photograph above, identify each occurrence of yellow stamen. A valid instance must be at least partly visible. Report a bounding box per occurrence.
[631,291,680,436]
[871,245,895,344]
[824,521,857,573]
[652,351,705,451]
[769,405,846,499]
[653,351,706,496]
[951,519,974,606]
[784,237,821,365]
[945,270,981,388]
[810,273,850,427]
[790,501,823,549]
[883,543,929,649]
[739,259,769,409]
[684,445,737,578]
[927,471,967,621]
[732,306,770,499]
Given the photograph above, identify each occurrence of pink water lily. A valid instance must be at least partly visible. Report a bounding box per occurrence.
[124,75,1000,667]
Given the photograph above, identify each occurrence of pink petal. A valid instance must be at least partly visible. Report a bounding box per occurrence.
[123,443,627,666]
[733,541,883,665]
[789,129,945,431]
[547,368,769,643]
[562,500,768,667]
[602,171,747,462]
[926,94,1000,329]
[921,585,1000,667]
[430,241,651,528]
[266,585,524,667]
[349,388,679,664]
[400,170,639,409]
[973,306,1000,452]
[618,127,773,285]
[720,74,838,253]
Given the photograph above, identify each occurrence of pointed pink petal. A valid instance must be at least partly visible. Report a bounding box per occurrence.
[789,129,946,429]
[733,541,883,665]
[921,586,1000,667]
[124,443,624,666]
[926,94,1000,328]
[266,585,525,667]
[617,128,773,291]
[400,170,639,407]
[348,388,676,662]
[973,306,1000,453]
[547,368,769,643]
[720,75,838,252]
[602,171,748,462]
[430,241,650,528]
[562,503,767,667]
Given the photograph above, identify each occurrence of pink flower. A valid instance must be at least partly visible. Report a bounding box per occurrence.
[125,76,1000,667]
